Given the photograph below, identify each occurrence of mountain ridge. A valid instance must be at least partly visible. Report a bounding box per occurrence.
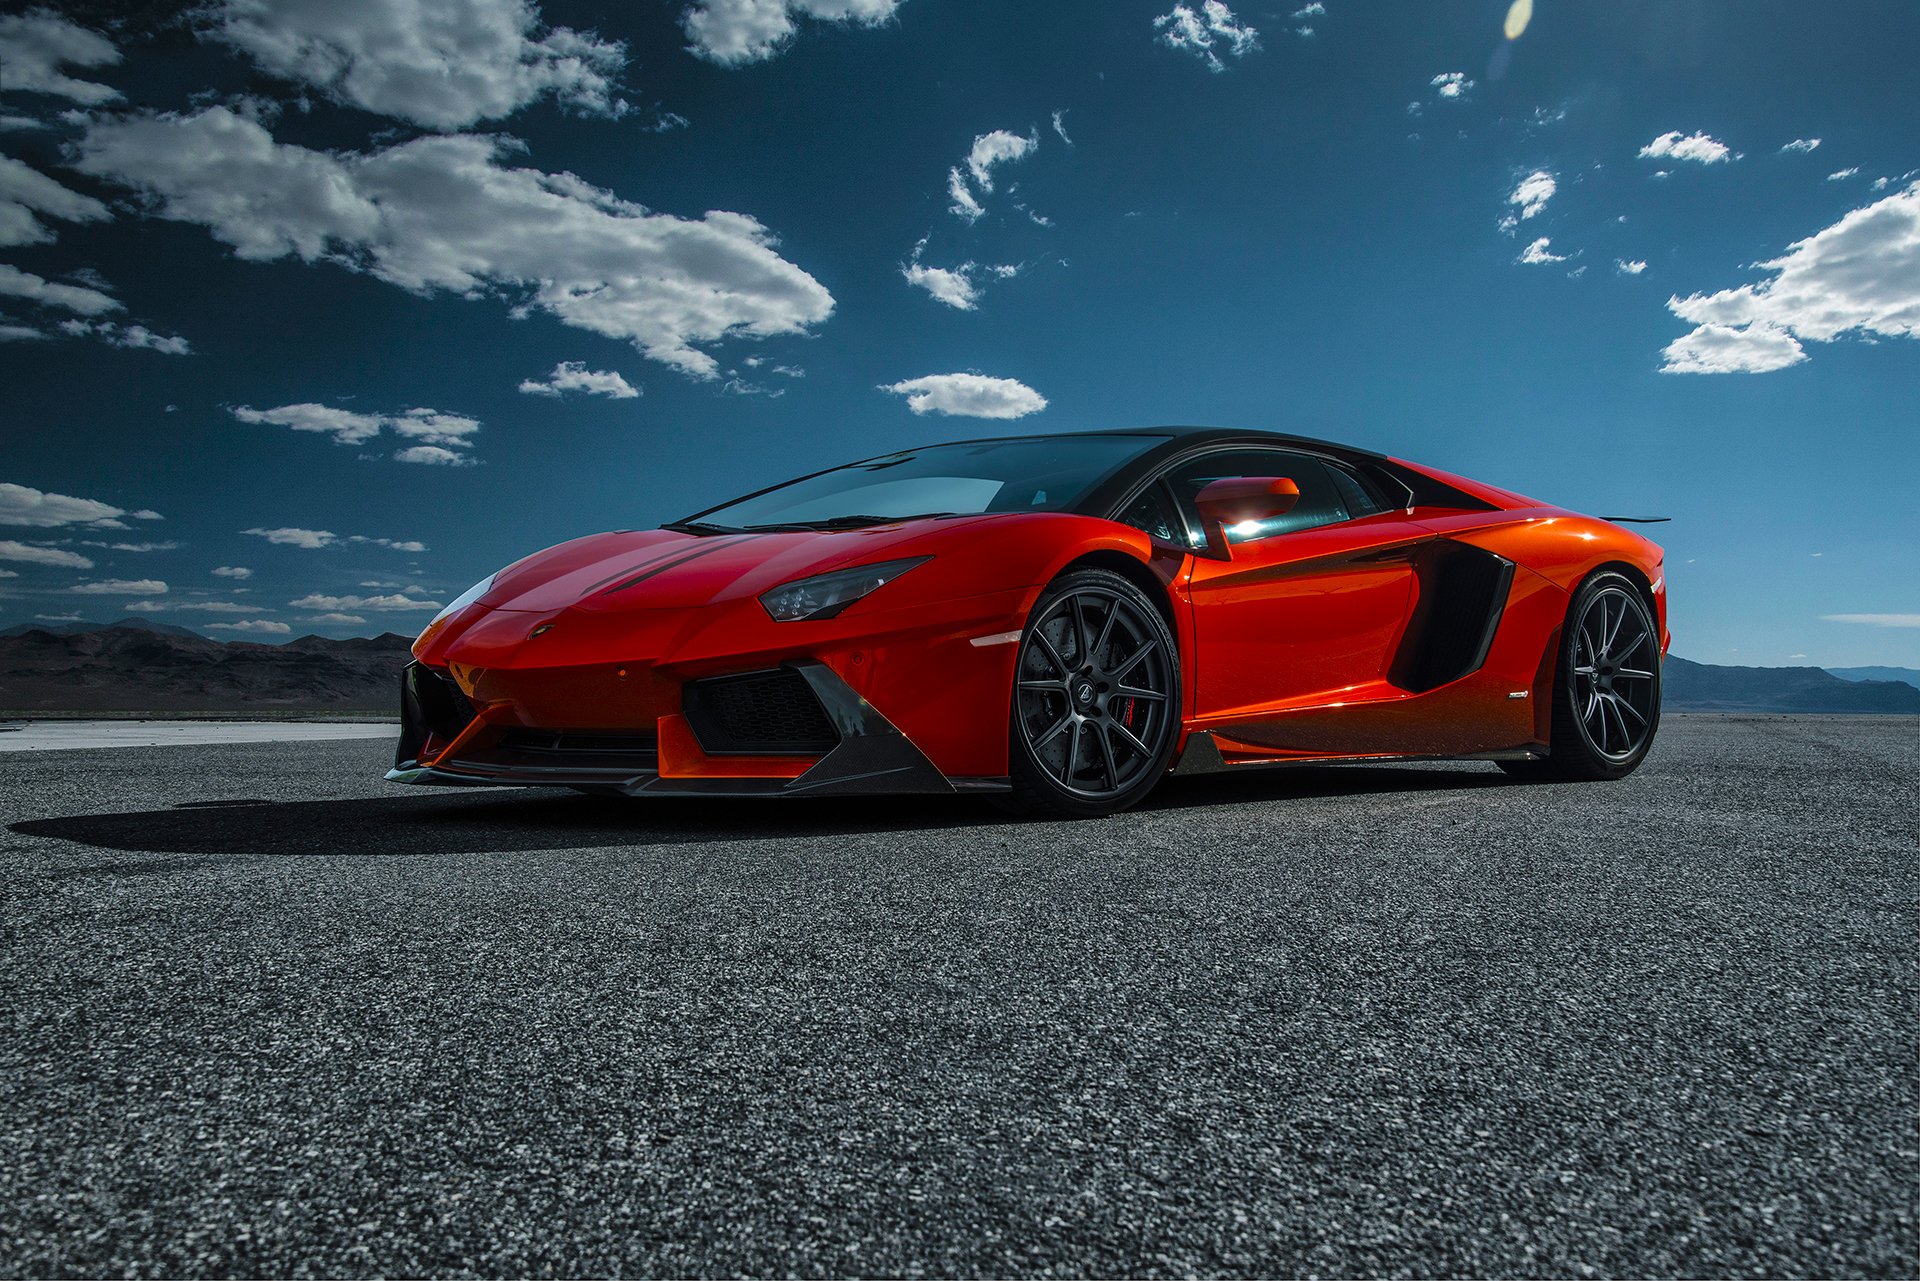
[2,626,1915,716]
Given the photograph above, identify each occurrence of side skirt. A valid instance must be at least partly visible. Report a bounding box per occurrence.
[1169,730,1543,776]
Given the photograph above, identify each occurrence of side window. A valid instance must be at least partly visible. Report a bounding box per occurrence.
[1163,449,1353,545]
[1327,464,1386,519]
[1117,484,1182,544]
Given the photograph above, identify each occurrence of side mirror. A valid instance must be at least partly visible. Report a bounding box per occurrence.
[1194,476,1300,558]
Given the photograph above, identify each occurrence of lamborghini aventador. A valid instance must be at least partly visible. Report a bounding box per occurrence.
[389,428,1668,817]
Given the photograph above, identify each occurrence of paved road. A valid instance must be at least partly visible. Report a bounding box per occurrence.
[2,715,1914,1277]
[0,719,397,752]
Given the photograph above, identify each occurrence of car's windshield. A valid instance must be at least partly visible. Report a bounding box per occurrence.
[676,434,1162,530]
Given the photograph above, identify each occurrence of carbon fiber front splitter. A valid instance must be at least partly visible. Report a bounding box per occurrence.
[386,659,1008,797]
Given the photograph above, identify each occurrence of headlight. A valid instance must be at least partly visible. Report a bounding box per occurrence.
[758,557,929,622]
[424,573,495,632]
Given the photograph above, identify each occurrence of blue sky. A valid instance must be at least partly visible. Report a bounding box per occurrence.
[1,0,1916,665]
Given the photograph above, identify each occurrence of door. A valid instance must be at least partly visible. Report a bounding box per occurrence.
[1159,448,1432,725]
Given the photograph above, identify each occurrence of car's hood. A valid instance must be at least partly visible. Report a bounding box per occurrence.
[479,516,997,614]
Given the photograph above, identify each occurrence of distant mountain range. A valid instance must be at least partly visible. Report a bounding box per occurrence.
[0,623,1915,716]
[1827,666,1920,691]
[0,623,413,713]
[1662,657,1920,714]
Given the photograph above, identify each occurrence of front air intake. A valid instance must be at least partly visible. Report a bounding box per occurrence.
[682,668,839,755]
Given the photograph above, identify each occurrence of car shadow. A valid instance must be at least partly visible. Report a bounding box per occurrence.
[11,764,1515,861]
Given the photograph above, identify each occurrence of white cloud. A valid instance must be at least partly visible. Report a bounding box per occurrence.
[966,130,1036,191]
[1154,2,1259,73]
[208,618,292,634]
[393,444,474,466]
[0,323,45,341]
[213,565,254,578]
[518,360,639,398]
[1779,138,1821,154]
[0,11,121,104]
[947,167,983,222]
[348,535,427,551]
[0,569,17,577]
[172,601,261,614]
[290,592,443,610]
[1827,167,1859,181]
[208,0,628,130]
[1431,72,1473,100]
[1658,323,1806,374]
[0,259,117,314]
[235,401,483,460]
[0,540,92,568]
[56,320,192,354]
[1822,613,1920,628]
[1518,237,1567,265]
[1507,170,1555,222]
[880,373,1047,419]
[244,526,336,548]
[682,0,905,65]
[1291,2,1324,15]
[390,408,479,447]
[1050,110,1071,146]
[1616,259,1648,275]
[1638,131,1732,165]
[0,481,146,528]
[70,578,167,595]
[74,107,834,378]
[233,402,385,444]
[0,154,112,248]
[901,260,979,310]
[942,129,1038,224]
[0,115,45,131]
[1662,181,1920,374]
[305,612,367,624]
[81,539,180,552]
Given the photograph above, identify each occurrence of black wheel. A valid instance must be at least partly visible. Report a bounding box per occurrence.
[1002,568,1180,818]
[1501,570,1662,782]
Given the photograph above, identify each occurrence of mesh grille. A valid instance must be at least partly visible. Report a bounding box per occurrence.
[683,669,838,755]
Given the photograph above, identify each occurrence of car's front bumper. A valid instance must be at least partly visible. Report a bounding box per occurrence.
[386,658,1007,797]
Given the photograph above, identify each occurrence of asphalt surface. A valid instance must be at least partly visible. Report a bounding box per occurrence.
[2,714,1914,1277]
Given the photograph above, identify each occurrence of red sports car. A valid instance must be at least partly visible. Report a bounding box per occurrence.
[390,428,1668,817]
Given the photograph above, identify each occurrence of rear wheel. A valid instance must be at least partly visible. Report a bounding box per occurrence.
[1002,569,1180,818]
[1501,570,1661,782]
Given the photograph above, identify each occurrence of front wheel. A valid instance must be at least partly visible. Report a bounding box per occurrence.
[1002,568,1181,819]
[1501,570,1662,782]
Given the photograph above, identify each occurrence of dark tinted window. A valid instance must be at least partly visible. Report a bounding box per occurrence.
[683,433,1160,529]
[1117,484,1182,544]
[1327,464,1386,518]
[1163,449,1353,545]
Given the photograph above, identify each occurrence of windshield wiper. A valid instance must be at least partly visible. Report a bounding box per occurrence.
[661,519,742,536]
[741,512,962,532]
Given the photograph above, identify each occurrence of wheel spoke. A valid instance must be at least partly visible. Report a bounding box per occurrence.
[1109,718,1152,758]
[1032,627,1070,678]
[1063,719,1083,783]
[1111,639,1158,683]
[1610,692,1647,726]
[1602,594,1626,656]
[1018,678,1068,691]
[1095,723,1119,789]
[1115,684,1167,702]
[1615,667,1655,681]
[1032,713,1072,750]
[1091,601,1118,669]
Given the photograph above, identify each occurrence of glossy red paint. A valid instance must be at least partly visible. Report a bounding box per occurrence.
[402,443,1667,789]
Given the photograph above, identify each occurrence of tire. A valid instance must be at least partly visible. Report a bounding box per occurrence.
[1500,570,1662,782]
[1000,568,1181,819]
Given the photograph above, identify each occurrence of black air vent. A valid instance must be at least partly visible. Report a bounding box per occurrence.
[683,669,838,755]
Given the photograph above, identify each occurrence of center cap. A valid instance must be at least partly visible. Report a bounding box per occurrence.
[1075,681,1095,706]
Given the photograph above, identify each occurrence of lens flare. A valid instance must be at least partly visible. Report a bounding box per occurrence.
[1504,0,1533,41]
